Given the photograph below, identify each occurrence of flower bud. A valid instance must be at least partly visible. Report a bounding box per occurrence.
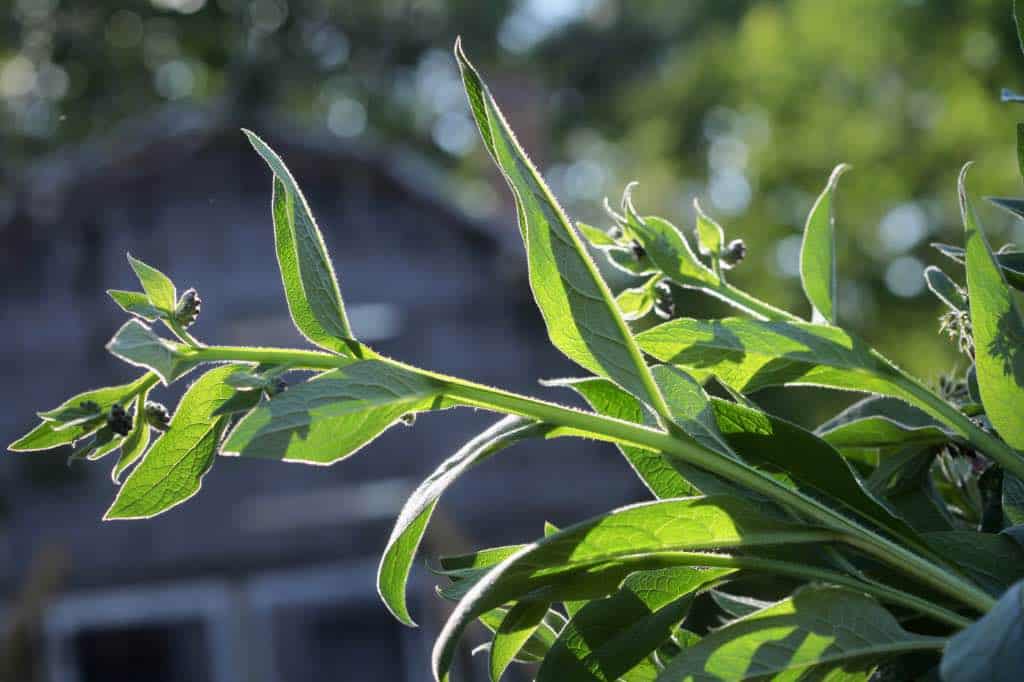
[145,401,171,431]
[174,288,202,328]
[721,239,746,268]
[107,404,133,437]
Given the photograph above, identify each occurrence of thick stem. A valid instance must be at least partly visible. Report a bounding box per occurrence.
[697,280,803,323]
[641,551,970,629]
[188,344,995,614]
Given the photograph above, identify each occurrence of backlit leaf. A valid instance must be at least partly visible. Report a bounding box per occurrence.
[107,290,165,321]
[113,391,152,484]
[799,164,850,324]
[106,320,198,384]
[127,253,177,312]
[489,600,549,681]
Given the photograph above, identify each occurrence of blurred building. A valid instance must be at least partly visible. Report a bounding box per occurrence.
[0,108,645,681]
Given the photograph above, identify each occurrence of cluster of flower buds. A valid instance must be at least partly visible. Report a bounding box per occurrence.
[939,308,974,358]
[720,239,747,269]
[144,401,172,431]
[107,404,133,436]
[174,288,202,328]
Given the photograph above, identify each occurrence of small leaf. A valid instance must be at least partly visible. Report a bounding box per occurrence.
[924,266,967,311]
[378,416,549,627]
[113,391,152,484]
[106,366,237,519]
[934,239,1024,291]
[489,600,549,681]
[800,164,850,324]
[126,253,177,312]
[11,374,153,452]
[941,579,1024,682]
[1004,472,1024,526]
[106,320,197,384]
[607,246,658,276]
[630,215,717,287]
[107,290,165,321]
[455,40,668,417]
[577,221,618,247]
[616,278,657,321]
[431,495,833,680]
[223,360,454,464]
[656,586,943,681]
[694,199,725,260]
[536,567,732,682]
[960,165,1024,451]
[244,130,356,354]
[924,530,1024,596]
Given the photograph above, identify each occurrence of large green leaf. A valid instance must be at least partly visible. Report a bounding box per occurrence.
[223,360,453,463]
[106,320,198,384]
[378,416,549,626]
[710,398,932,558]
[244,130,356,355]
[10,374,153,452]
[489,600,549,681]
[941,579,1024,682]
[960,166,1024,451]
[455,41,666,414]
[799,164,849,324]
[818,416,951,451]
[126,253,177,313]
[106,366,236,519]
[655,585,943,681]
[536,567,732,682]
[431,495,834,680]
[637,317,911,403]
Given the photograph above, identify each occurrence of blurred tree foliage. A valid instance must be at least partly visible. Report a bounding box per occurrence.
[2,0,1022,389]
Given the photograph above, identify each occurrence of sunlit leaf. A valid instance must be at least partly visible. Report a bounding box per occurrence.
[127,253,177,312]
[489,600,549,681]
[113,391,152,484]
[107,290,165,321]
[799,164,850,324]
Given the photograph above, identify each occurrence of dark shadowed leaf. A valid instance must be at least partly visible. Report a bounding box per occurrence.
[656,586,943,681]
[1004,473,1024,526]
[940,580,1024,682]
[106,366,237,519]
[113,391,152,484]
[933,239,1024,290]
[244,130,357,355]
[960,166,1024,451]
[924,531,1024,596]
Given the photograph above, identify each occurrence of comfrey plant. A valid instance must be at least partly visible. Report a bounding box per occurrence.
[11,35,1024,682]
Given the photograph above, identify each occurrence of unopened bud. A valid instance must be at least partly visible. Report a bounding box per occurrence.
[107,403,133,436]
[721,239,746,268]
[145,401,171,431]
[174,288,202,328]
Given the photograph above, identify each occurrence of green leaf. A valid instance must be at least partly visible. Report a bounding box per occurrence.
[378,416,549,626]
[536,567,732,682]
[431,495,834,680]
[710,398,930,556]
[113,391,152,484]
[818,416,951,450]
[867,448,952,533]
[933,240,1024,290]
[709,590,773,619]
[577,221,618,247]
[1004,472,1024,526]
[616,278,657,321]
[244,130,356,354]
[84,427,123,461]
[1015,0,1024,58]
[637,317,910,402]
[477,606,565,664]
[799,164,850,324]
[555,376,696,499]
[223,360,453,464]
[454,41,667,416]
[923,266,967,311]
[655,585,943,681]
[211,389,263,417]
[489,600,549,681]
[630,215,717,287]
[106,366,237,519]
[960,165,1024,451]
[694,199,725,261]
[126,253,177,312]
[224,368,271,390]
[10,374,153,452]
[106,320,197,384]
[941,579,1024,682]
[924,531,1024,596]
[107,290,165,321]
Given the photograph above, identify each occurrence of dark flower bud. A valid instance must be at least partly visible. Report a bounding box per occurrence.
[721,239,746,268]
[653,280,675,320]
[107,403,133,437]
[265,377,288,397]
[145,401,171,431]
[400,413,417,426]
[174,288,202,328]
[630,241,646,261]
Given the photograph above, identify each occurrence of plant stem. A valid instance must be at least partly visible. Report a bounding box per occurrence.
[698,280,803,323]
[188,344,995,614]
[895,372,1024,480]
[642,551,970,629]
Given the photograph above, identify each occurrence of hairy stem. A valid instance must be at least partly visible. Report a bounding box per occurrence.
[188,344,995,614]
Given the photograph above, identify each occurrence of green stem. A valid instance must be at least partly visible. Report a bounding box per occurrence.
[895,372,1024,480]
[698,280,803,323]
[189,344,995,614]
[646,551,970,629]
